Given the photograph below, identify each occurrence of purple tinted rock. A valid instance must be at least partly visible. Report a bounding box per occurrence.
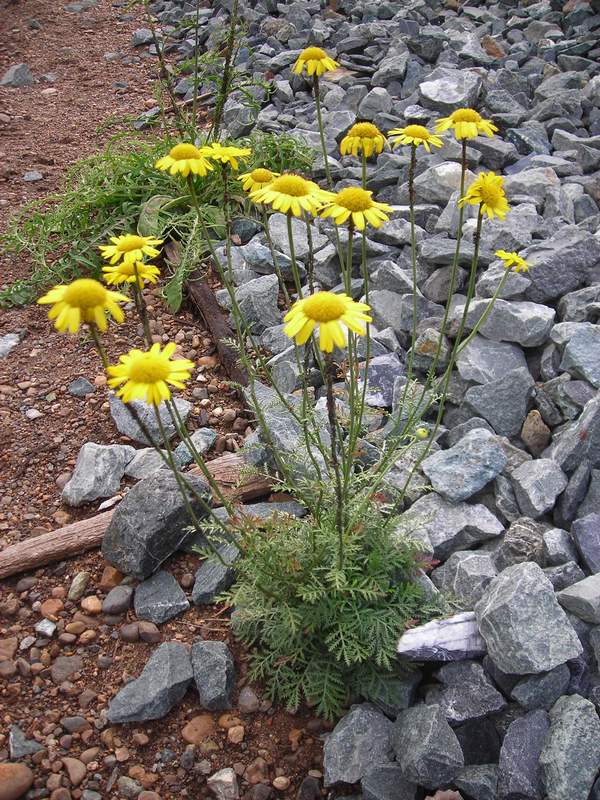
[572,514,600,574]
[498,710,549,800]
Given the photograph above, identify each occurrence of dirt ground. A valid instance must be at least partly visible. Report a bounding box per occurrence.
[0,1,327,797]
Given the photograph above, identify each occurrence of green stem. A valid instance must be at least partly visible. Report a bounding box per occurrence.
[211,0,239,140]
[132,266,152,347]
[286,213,303,297]
[88,323,108,369]
[314,75,331,189]
[262,207,291,305]
[325,353,345,568]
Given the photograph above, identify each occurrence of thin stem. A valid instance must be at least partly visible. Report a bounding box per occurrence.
[262,207,291,305]
[88,323,108,369]
[304,214,316,294]
[325,353,345,568]
[211,0,240,140]
[314,75,331,189]
[132,266,152,347]
[191,0,201,133]
[286,213,303,297]
[361,150,367,190]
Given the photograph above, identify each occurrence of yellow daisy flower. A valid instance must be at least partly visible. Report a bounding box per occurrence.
[292,46,339,77]
[107,342,195,406]
[102,260,161,288]
[388,124,444,152]
[340,122,387,158]
[435,108,498,140]
[249,173,332,217]
[38,278,127,334]
[203,143,252,172]
[495,249,529,273]
[284,291,372,353]
[99,234,163,266]
[238,167,279,193]
[155,143,214,177]
[319,186,392,230]
[459,171,510,220]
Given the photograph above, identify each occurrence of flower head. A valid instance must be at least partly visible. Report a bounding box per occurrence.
[495,249,529,273]
[292,46,339,77]
[388,124,443,152]
[102,260,161,288]
[155,143,214,177]
[284,291,372,353]
[238,167,279,193]
[415,427,430,440]
[38,278,127,334]
[99,234,163,265]
[435,108,498,140]
[340,122,387,158]
[249,173,332,217]
[107,342,195,405]
[203,143,252,171]
[459,171,509,220]
[319,186,392,230]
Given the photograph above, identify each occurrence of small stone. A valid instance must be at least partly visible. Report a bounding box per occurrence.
[81,596,102,615]
[397,611,486,661]
[431,551,497,610]
[227,725,244,744]
[62,442,134,506]
[62,757,86,786]
[558,574,600,623]
[182,714,215,744]
[51,655,83,684]
[102,585,133,615]
[521,410,551,457]
[272,777,290,791]
[207,767,239,800]
[571,514,600,574]
[191,639,235,711]
[134,571,189,624]
[0,763,34,799]
[68,377,95,397]
[1,63,34,87]
[510,459,568,519]
[9,725,43,758]
[238,686,260,713]
[67,572,90,601]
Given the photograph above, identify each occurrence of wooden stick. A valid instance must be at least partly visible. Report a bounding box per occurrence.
[0,454,271,580]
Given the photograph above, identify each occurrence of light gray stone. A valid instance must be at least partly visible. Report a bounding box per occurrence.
[62,443,135,506]
[456,336,527,384]
[451,297,555,347]
[207,768,239,800]
[174,427,218,466]
[419,67,482,112]
[558,574,600,623]
[397,611,487,661]
[124,448,166,479]
[560,326,600,388]
[464,367,534,437]
[543,527,578,566]
[109,394,191,445]
[1,63,34,87]
[524,227,600,304]
[545,395,600,472]
[510,458,568,518]
[431,551,498,610]
[323,704,394,787]
[191,639,235,711]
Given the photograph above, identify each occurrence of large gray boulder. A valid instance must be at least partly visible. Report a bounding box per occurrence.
[475,562,582,674]
[323,704,394,787]
[102,471,211,579]
[191,640,235,711]
[62,443,135,506]
[456,336,527,384]
[106,642,193,723]
[539,695,600,800]
[524,227,600,304]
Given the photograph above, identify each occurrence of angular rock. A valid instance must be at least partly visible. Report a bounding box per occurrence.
[539,694,600,800]
[109,395,191,445]
[558,574,600,623]
[1,63,34,87]
[191,639,235,711]
[61,443,135,506]
[397,611,486,662]
[134,571,190,624]
[323,704,393,787]
[494,517,546,572]
[419,67,482,112]
[545,561,586,591]
[173,427,218,467]
[8,725,43,759]
[361,765,416,800]
[524,227,600,304]
[510,664,570,711]
[392,703,464,789]
[475,562,582,674]
[123,447,166,479]
[464,367,534,437]
[545,395,600,473]
[560,326,600,389]
[207,768,239,800]
[498,710,549,800]
[191,542,239,605]
[455,764,498,800]
[431,551,498,610]
[422,429,507,503]
[451,298,555,348]
[426,661,506,726]
[232,274,280,335]
[456,336,527,385]
[102,471,210,580]
[510,458,568,519]
[543,527,579,566]
[106,642,193,723]
[572,514,600,574]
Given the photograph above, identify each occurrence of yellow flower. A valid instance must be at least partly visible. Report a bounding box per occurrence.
[238,167,279,193]
[107,342,195,406]
[284,291,372,353]
[388,124,443,152]
[203,143,252,171]
[415,427,429,440]
[99,234,163,266]
[249,173,332,216]
[340,123,387,158]
[102,261,161,288]
[319,186,392,230]
[292,46,339,77]
[495,249,529,273]
[459,171,509,220]
[155,143,214,177]
[38,278,127,334]
[435,108,498,140]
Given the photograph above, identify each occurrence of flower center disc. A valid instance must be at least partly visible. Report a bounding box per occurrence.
[270,175,310,197]
[129,353,170,384]
[302,46,326,60]
[170,143,201,160]
[117,234,146,252]
[350,122,380,139]
[251,168,273,182]
[336,187,372,212]
[403,124,430,138]
[479,183,503,206]
[63,279,107,308]
[452,108,481,122]
[303,292,346,322]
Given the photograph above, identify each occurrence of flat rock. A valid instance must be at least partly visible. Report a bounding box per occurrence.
[397,611,486,661]
[191,639,235,711]
[109,395,191,445]
[62,443,135,506]
[510,458,568,519]
[456,336,527,384]
[558,573,600,623]
[134,571,190,624]
[475,562,582,674]
[426,661,506,726]
[106,642,192,723]
[323,704,394,787]
[451,298,555,348]
[498,710,548,800]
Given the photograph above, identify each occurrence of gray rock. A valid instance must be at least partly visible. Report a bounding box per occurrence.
[510,458,568,519]
[359,353,405,408]
[451,298,555,348]
[67,377,95,396]
[426,661,506,726]
[394,493,504,561]
[392,703,464,789]
[456,336,527,385]
[455,764,498,800]
[369,290,443,337]
[539,694,600,800]
[419,67,482,112]
[422,429,507,503]
[191,543,239,605]
[267,213,328,261]
[0,331,25,358]
[207,768,239,800]
[545,395,600,473]
[580,472,600,520]
[240,239,298,282]
[570,513,600,574]
[131,27,153,46]
[191,639,235,711]
[544,561,587,592]
[61,443,135,506]
[361,766,416,800]
[558,574,600,624]
[23,169,43,182]
[102,471,211,579]
[109,394,191,445]
[9,725,44,758]
[231,274,280,335]
[106,642,193,722]
[323,704,394,787]
[102,585,133,615]
[397,611,487,662]
[134,571,190,624]
[560,326,600,388]
[174,427,218,466]
[414,162,475,206]
[543,527,579,566]
[525,227,600,304]
[464,367,534,437]
[498,710,549,800]
[123,448,166,479]
[431,551,498,610]
[1,63,34,87]
[358,87,393,119]
[510,664,571,711]
[475,562,582,675]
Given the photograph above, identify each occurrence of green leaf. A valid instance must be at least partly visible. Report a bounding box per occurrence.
[137,194,179,237]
